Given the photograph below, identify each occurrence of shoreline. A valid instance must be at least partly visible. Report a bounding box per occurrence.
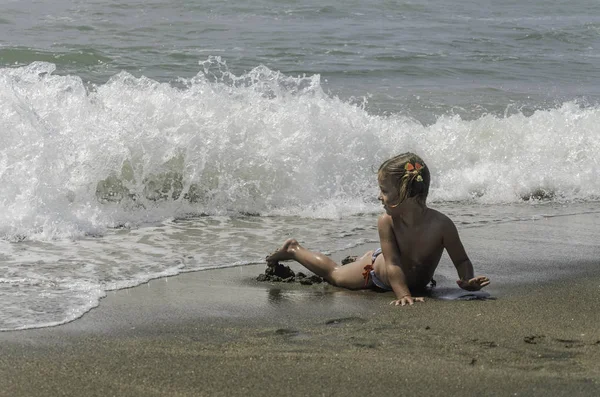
[1,259,600,396]
[2,211,600,396]
[2,208,599,334]
[1,224,597,336]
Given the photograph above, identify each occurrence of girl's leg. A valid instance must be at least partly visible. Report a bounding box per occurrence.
[266,239,373,289]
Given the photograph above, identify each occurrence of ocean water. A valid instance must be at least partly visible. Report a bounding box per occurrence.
[1,0,600,330]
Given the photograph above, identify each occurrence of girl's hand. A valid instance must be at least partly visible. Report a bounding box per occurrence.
[456,276,490,291]
[390,296,425,306]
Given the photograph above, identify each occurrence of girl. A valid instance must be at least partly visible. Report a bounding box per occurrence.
[266,152,490,306]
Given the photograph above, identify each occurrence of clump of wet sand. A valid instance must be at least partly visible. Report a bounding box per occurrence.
[256,256,357,285]
[256,262,324,285]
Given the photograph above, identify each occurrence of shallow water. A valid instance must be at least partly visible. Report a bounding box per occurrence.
[2,201,598,330]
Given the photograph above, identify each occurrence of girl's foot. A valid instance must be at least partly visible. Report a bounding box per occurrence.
[266,238,300,264]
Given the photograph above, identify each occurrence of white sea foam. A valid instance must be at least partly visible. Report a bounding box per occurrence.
[1,60,599,240]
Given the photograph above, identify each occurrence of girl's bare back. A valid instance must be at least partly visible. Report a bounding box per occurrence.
[373,208,448,291]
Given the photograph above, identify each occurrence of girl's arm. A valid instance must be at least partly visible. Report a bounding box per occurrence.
[378,215,423,305]
[442,216,490,291]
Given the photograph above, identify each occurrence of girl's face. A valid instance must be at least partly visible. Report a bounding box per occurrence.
[378,175,400,213]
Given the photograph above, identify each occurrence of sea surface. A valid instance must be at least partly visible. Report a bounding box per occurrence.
[1,0,600,330]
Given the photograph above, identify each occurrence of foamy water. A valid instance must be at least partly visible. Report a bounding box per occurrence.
[2,61,599,240]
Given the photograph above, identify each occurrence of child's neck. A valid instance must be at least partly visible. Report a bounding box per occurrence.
[393,200,428,226]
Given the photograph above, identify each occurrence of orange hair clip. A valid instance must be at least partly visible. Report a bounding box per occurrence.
[405,162,424,181]
[404,162,423,171]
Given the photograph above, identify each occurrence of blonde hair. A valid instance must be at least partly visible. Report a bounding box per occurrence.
[378,152,430,206]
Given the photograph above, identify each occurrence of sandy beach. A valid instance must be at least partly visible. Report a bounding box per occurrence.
[1,232,600,397]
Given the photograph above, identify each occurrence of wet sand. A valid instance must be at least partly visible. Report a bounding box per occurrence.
[1,213,600,396]
[1,261,600,396]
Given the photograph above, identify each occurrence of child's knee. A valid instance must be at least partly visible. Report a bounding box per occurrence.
[329,266,361,288]
[328,267,344,285]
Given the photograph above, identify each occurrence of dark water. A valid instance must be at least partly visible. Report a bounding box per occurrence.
[2,0,600,119]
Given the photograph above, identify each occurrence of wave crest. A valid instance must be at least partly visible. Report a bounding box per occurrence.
[1,61,599,240]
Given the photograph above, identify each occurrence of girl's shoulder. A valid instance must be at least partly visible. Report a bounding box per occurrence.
[377,212,393,226]
[426,208,458,233]
[425,207,450,220]
[423,208,456,229]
